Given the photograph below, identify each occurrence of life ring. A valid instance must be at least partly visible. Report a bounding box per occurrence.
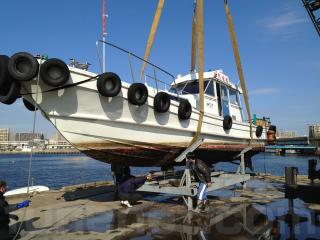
[0,55,12,90]
[223,115,233,130]
[8,52,39,81]
[40,58,70,87]
[127,83,148,106]
[0,81,20,105]
[178,99,192,120]
[97,72,122,97]
[256,125,263,138]
[154,92,170,113]
[23,98,37,111]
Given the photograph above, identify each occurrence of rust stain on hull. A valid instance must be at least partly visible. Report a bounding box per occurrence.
[76,141,264,167]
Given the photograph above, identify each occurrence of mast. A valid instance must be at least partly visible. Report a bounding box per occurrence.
[102,0,107,72]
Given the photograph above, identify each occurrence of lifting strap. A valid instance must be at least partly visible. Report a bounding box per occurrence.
[224,0,253,143]
[139,0,165,81]
[189,0,205,146]
[190,1,197,72]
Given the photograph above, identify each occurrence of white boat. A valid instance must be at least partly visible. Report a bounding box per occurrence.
[0,47,274,167]
[4,186,49,197]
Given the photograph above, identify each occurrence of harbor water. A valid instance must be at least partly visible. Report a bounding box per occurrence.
[0,152,316,190]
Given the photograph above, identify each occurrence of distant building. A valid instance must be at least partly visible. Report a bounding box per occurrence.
[277,130,297,138]
[0,128,9,142]
[15,132,44,141]
[48,131,73,149]
[309,124,320,148]
[50,131,66,141]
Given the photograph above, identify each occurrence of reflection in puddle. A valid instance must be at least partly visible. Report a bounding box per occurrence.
[58,179,320,239]
[59,204,272,239]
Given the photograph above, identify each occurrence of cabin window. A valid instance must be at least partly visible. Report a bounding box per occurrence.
[169,83,185,94]
[221,85,228,101]
[229,89,239,105]
[182,80,209,94]
[205,81,215,96]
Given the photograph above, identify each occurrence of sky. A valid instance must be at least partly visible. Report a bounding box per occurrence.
[0,0,319,137]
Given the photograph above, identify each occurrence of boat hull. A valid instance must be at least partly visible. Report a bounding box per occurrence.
[21,67,266,167]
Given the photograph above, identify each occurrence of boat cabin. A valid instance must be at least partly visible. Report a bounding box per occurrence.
[170,70,244,122]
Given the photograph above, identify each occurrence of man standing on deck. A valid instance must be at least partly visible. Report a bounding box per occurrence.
[186,152,212,212]
[0,180,30,239]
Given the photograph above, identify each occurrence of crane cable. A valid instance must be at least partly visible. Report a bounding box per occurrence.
[13,58,43,240]
[224,0,253,143]
[189,0,205,146]
[139,0,165,81]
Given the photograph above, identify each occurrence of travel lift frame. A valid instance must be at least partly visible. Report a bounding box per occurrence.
[137,137,252,211]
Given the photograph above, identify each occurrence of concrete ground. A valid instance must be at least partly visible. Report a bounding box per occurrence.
[5,175,319,240]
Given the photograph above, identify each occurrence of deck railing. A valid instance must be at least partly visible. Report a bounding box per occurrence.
[97,40,181,98]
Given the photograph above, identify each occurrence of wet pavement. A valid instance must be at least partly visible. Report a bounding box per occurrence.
[6,176,320,239]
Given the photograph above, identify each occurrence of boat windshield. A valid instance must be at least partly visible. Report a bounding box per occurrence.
[169,80,210,95]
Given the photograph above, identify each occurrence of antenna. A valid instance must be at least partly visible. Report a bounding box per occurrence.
[102,0,107,72]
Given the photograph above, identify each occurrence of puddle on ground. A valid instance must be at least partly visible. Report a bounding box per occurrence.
[57,179,320,239]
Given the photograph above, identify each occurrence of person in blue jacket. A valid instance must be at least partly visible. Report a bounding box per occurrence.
[118,167,153,208]
[0,180,30,239]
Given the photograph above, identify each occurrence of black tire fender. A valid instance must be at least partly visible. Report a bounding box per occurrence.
[127,83,148,106]
[40,58,70,87]
[178,99,192,120]
[0,81,20,105]
[256,125,263,138]
[97,72,122,97]
[154,92,170,113]
[8,52,39,81]
[23,98,37,111]
[0,55,13,90]
[223,115,233,131]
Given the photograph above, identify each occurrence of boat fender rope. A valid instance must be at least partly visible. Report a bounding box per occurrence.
[20,73,101,96]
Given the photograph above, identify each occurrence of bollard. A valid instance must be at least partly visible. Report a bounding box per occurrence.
[308,159,318,183]
[285,167,298,186]
[285,167,298,199]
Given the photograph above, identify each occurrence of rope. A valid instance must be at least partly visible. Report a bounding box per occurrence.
[224,0,253,143]
[189,0,205,146]
[21,74,100,96]
[13,58,43,240]
[139,0,165,81]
